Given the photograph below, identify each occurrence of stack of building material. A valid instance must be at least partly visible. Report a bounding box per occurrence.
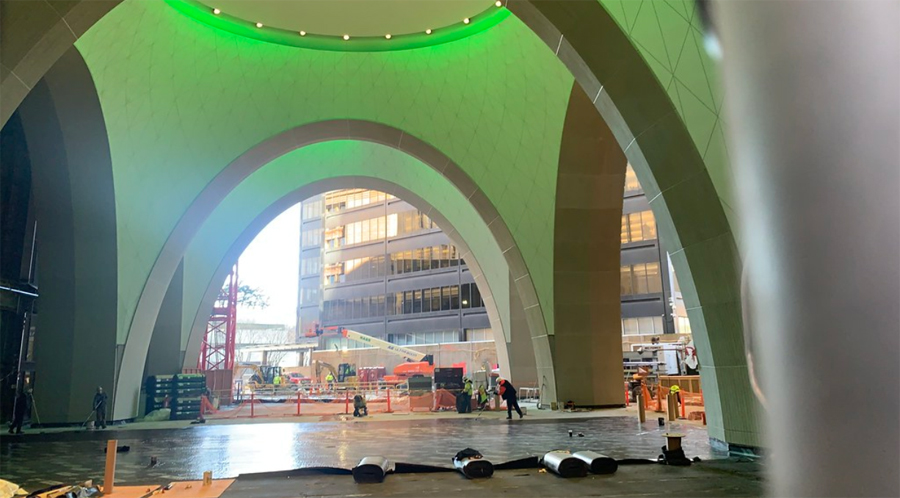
[145,375,174,415]
[170,373,206,420]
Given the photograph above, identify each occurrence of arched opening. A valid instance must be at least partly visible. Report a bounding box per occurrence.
[163,187,510,419]
[114,124,557,421]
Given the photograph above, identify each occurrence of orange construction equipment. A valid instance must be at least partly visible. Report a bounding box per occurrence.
[311,325,435,382]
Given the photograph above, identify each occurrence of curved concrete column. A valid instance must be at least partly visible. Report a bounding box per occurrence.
[509,0,758,447]
[552,85,627,407]
[15,48,118,424]
[179,176,516,383]
[114,121,555,419]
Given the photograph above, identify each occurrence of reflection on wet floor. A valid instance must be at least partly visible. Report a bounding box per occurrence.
[0,417,723,490]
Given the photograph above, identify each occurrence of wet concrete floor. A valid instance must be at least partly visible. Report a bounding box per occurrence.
[0,417,725,490]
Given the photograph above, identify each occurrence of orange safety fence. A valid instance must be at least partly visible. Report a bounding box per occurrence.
[203,385,507,420]
[624,381,706,425]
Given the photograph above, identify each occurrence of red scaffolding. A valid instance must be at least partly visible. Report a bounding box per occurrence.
[198,264,238,371]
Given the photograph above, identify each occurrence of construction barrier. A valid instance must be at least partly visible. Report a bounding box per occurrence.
[623,380,705,424]
[204,381,509,420]
[652,386,705,423]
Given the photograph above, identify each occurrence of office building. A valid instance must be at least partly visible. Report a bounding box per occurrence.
[297,189,492,350]
[620,165,692,350]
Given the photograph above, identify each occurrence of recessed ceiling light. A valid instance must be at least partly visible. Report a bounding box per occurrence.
[463,18,470,24]
[343,34,350,40]
[425,28,432,34]
[495,0,502,6]
[385,34,392,39]
[299,30,306,36]
[212,8,221,14]
[256,22,263,28]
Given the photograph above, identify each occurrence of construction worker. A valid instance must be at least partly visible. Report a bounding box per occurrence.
[325,372,335,391]
[353,394,368,417]
[669,384,682,404]
[497,378,523,420]
[476,385,490,411]
[630,365,651,402]
[462,377,474,413]
[8,389,31,434]
[273,374,282,387]
[93,386,108,429]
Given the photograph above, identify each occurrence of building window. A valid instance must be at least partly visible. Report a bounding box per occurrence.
[301,227,323,247]
[471,283,482,308]
[621,210,657,243]
[391,330,459,346]
[324,189,392,215]
[441,286,451,311]
[422,288,432,312]
[335,255,386,285]
[301,255,321,276]
[323,284,484,322]
[431,287,441,311]
[390,210,439,238]
[621,263,662,296]
[302,199,323,220]
[624,164,642,194]
[338,216,388,248]
[389,244,460,275]
[620,266,633,296]
[621,316,664,335]
[466,328,493,342]
[300,287,320,303]
[450,285,459,309]
[413,290,423,313]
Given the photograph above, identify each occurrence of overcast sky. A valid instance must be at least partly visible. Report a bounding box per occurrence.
[236,203,301,327]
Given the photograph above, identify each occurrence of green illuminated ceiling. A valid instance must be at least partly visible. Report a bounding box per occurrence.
[76,0,573,343]
[168,0,511,52]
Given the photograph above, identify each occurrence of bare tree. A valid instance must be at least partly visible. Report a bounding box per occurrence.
[235,325,295,366]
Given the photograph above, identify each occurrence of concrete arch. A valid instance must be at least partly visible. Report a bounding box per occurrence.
[179,175,517,382]
[509,0,758,447]
[114,120,555,419]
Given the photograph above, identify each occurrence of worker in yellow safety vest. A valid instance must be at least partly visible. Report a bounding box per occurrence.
[325,372,335,390]
[273,374,282,386]
[669,384,681,404]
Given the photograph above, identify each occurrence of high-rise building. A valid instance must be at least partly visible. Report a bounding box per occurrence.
[297,189,492,351]
[620,165,691,350]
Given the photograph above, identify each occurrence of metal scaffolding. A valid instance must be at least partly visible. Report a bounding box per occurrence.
[199,264,238,371]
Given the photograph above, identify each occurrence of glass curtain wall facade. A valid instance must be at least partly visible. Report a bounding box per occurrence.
[297,189,492,351]
[620,166,692,347]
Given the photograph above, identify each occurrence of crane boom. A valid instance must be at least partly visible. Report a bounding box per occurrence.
[340,328,427,362]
